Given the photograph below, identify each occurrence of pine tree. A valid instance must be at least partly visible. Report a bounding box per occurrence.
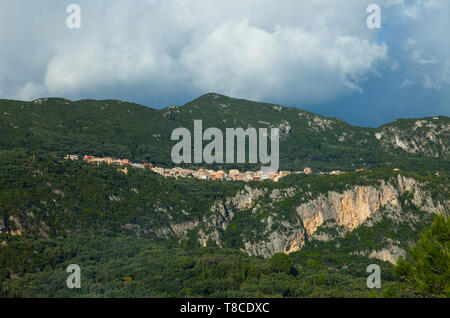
[394,214,449,298]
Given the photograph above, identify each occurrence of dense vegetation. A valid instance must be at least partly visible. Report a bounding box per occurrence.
[0,94,448,172]
[1,234,420,298]
[0,94,448,298]
[0,149,241,238]
[394,214,449,297]
[0,148,447,297]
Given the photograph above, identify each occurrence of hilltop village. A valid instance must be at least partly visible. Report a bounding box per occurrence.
[64,154,315,182]
[64,154,372,182]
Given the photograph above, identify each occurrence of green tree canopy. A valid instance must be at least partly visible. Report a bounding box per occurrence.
[394,214,449,298]
[269,253,294,274]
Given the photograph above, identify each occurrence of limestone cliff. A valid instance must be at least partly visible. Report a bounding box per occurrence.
[376,118,450,159]
[199,174,448,260]
[297,175,445,238]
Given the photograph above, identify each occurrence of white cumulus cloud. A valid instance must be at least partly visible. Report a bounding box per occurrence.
[0,0,447,109]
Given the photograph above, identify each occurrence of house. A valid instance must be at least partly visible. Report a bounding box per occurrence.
[94,157,112,165]
[112,159,130,166]
[279,171,291,177]
[303,167,312,174]
[233,175,243,181]
[83,155,96,162]
[215,171,226,179]
[64,154,79,161]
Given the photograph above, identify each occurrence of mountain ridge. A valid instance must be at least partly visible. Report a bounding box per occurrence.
[1,93,448,173]
[3,92,448,128]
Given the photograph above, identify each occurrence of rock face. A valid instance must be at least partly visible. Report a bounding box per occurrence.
[376,119,450,159]
[243,223,306,257]
[296,175,435,237]
[198,186,267,247]
[351,238,407,264]
[369,246,406,264]
[170,221,199,236]
[199,175,448,259]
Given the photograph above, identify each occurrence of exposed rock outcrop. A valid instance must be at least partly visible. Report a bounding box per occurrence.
[198,186,267,247]
[369,246,406,264]
[243,224,306,257]
[170,221,199,236]
[297,175,446,240]
[199,175,448,258]
[376,119,450,159]
[353,238,407,264]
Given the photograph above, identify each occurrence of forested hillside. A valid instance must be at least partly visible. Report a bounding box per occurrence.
[0,94,448,298]
[1,94,448,171]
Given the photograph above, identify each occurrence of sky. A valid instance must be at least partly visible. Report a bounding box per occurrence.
[0,0,449,127]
